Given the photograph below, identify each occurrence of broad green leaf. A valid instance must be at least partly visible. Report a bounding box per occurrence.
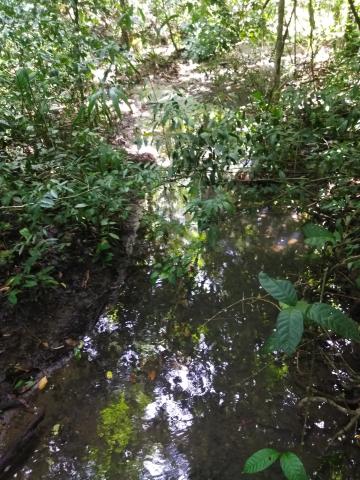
[280,452,308,480]
[302,223,336,249]
[276,308,304,355]
[243,448,280,473]
[307,303,360,341]
[259,272,297,306]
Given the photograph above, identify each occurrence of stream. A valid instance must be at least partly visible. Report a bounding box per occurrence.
[9,206,359,479]
[12,209,310,480]
[6,59,360,480]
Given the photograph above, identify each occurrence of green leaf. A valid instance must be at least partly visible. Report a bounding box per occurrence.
[259,272,297,306]
[87,89,102,115]
[280,452,308,480]
[243,448,280,473]
[303,223,336,249]
[109,87,122,118]
[40,192,57,208]
[294,300,311,316]
[108,232,120,240]
[276,308,304,355]
[15,68,31,91]
[307,303,360,341]
[20,228,31,240]
[8,290,19,305]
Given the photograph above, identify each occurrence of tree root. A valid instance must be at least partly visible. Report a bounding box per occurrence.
[298,395,360,445]
[0,407,45,475]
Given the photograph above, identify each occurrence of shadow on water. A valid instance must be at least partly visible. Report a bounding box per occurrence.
[10,208,359,480]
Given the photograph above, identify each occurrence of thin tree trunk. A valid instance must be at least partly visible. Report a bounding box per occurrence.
[308,0,315,80]
[271,0,286,97]
[161,0,179,53]
[348,0,360,31]
[119,0,131,49]
[293,0,297,76]
[71,0,84,104]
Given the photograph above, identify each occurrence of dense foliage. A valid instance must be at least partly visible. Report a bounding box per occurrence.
[1,0,360,476]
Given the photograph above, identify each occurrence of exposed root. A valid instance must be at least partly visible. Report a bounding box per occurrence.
[298,395,360,445]
[330,414,360,445]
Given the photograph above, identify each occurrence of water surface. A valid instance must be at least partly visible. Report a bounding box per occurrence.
[11,209,358,480]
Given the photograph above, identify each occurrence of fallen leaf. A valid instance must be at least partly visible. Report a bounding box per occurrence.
[147,370,157,381]
[52,423,61,436]
[287,238,298,245]
[106,371,113,380]
[38,376,48,390]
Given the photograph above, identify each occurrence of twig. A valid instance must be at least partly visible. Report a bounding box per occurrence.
[330,413,360,444]
[319,267,328,303]
[298,395,355,416]
[202,295,280,327]
[300,349,315,446]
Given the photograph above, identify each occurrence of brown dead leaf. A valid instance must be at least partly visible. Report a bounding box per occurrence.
[271,244,285,252]
[147,370,157,381]
[65,338,78,347]
[287,238,298,246]
[38,376,48,390]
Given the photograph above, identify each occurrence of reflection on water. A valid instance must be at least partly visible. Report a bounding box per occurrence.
[10,210,359,480]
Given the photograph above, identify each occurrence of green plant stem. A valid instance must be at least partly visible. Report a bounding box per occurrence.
[319,267,328,303]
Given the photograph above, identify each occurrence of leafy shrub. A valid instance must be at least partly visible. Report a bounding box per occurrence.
[154,95,247,185]
[184,19,239,61]
[259,272,360,355]
[0,132,159,303]
[243,448,308,480]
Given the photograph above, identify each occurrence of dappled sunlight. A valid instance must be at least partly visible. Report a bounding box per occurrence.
[2,1,359,479]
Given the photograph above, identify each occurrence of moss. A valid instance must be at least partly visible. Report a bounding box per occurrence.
[98,393,133,453]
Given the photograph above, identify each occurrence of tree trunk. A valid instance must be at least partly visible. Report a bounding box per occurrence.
[308,0,315,79]
[71,0,84,104]
[293,0,297,75]
[348,0,360,31]
[271,0,286,97]
[119,0,131,49]
[161,0,179,53]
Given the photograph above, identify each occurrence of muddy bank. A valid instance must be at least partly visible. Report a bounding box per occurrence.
[0,204,142,477]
